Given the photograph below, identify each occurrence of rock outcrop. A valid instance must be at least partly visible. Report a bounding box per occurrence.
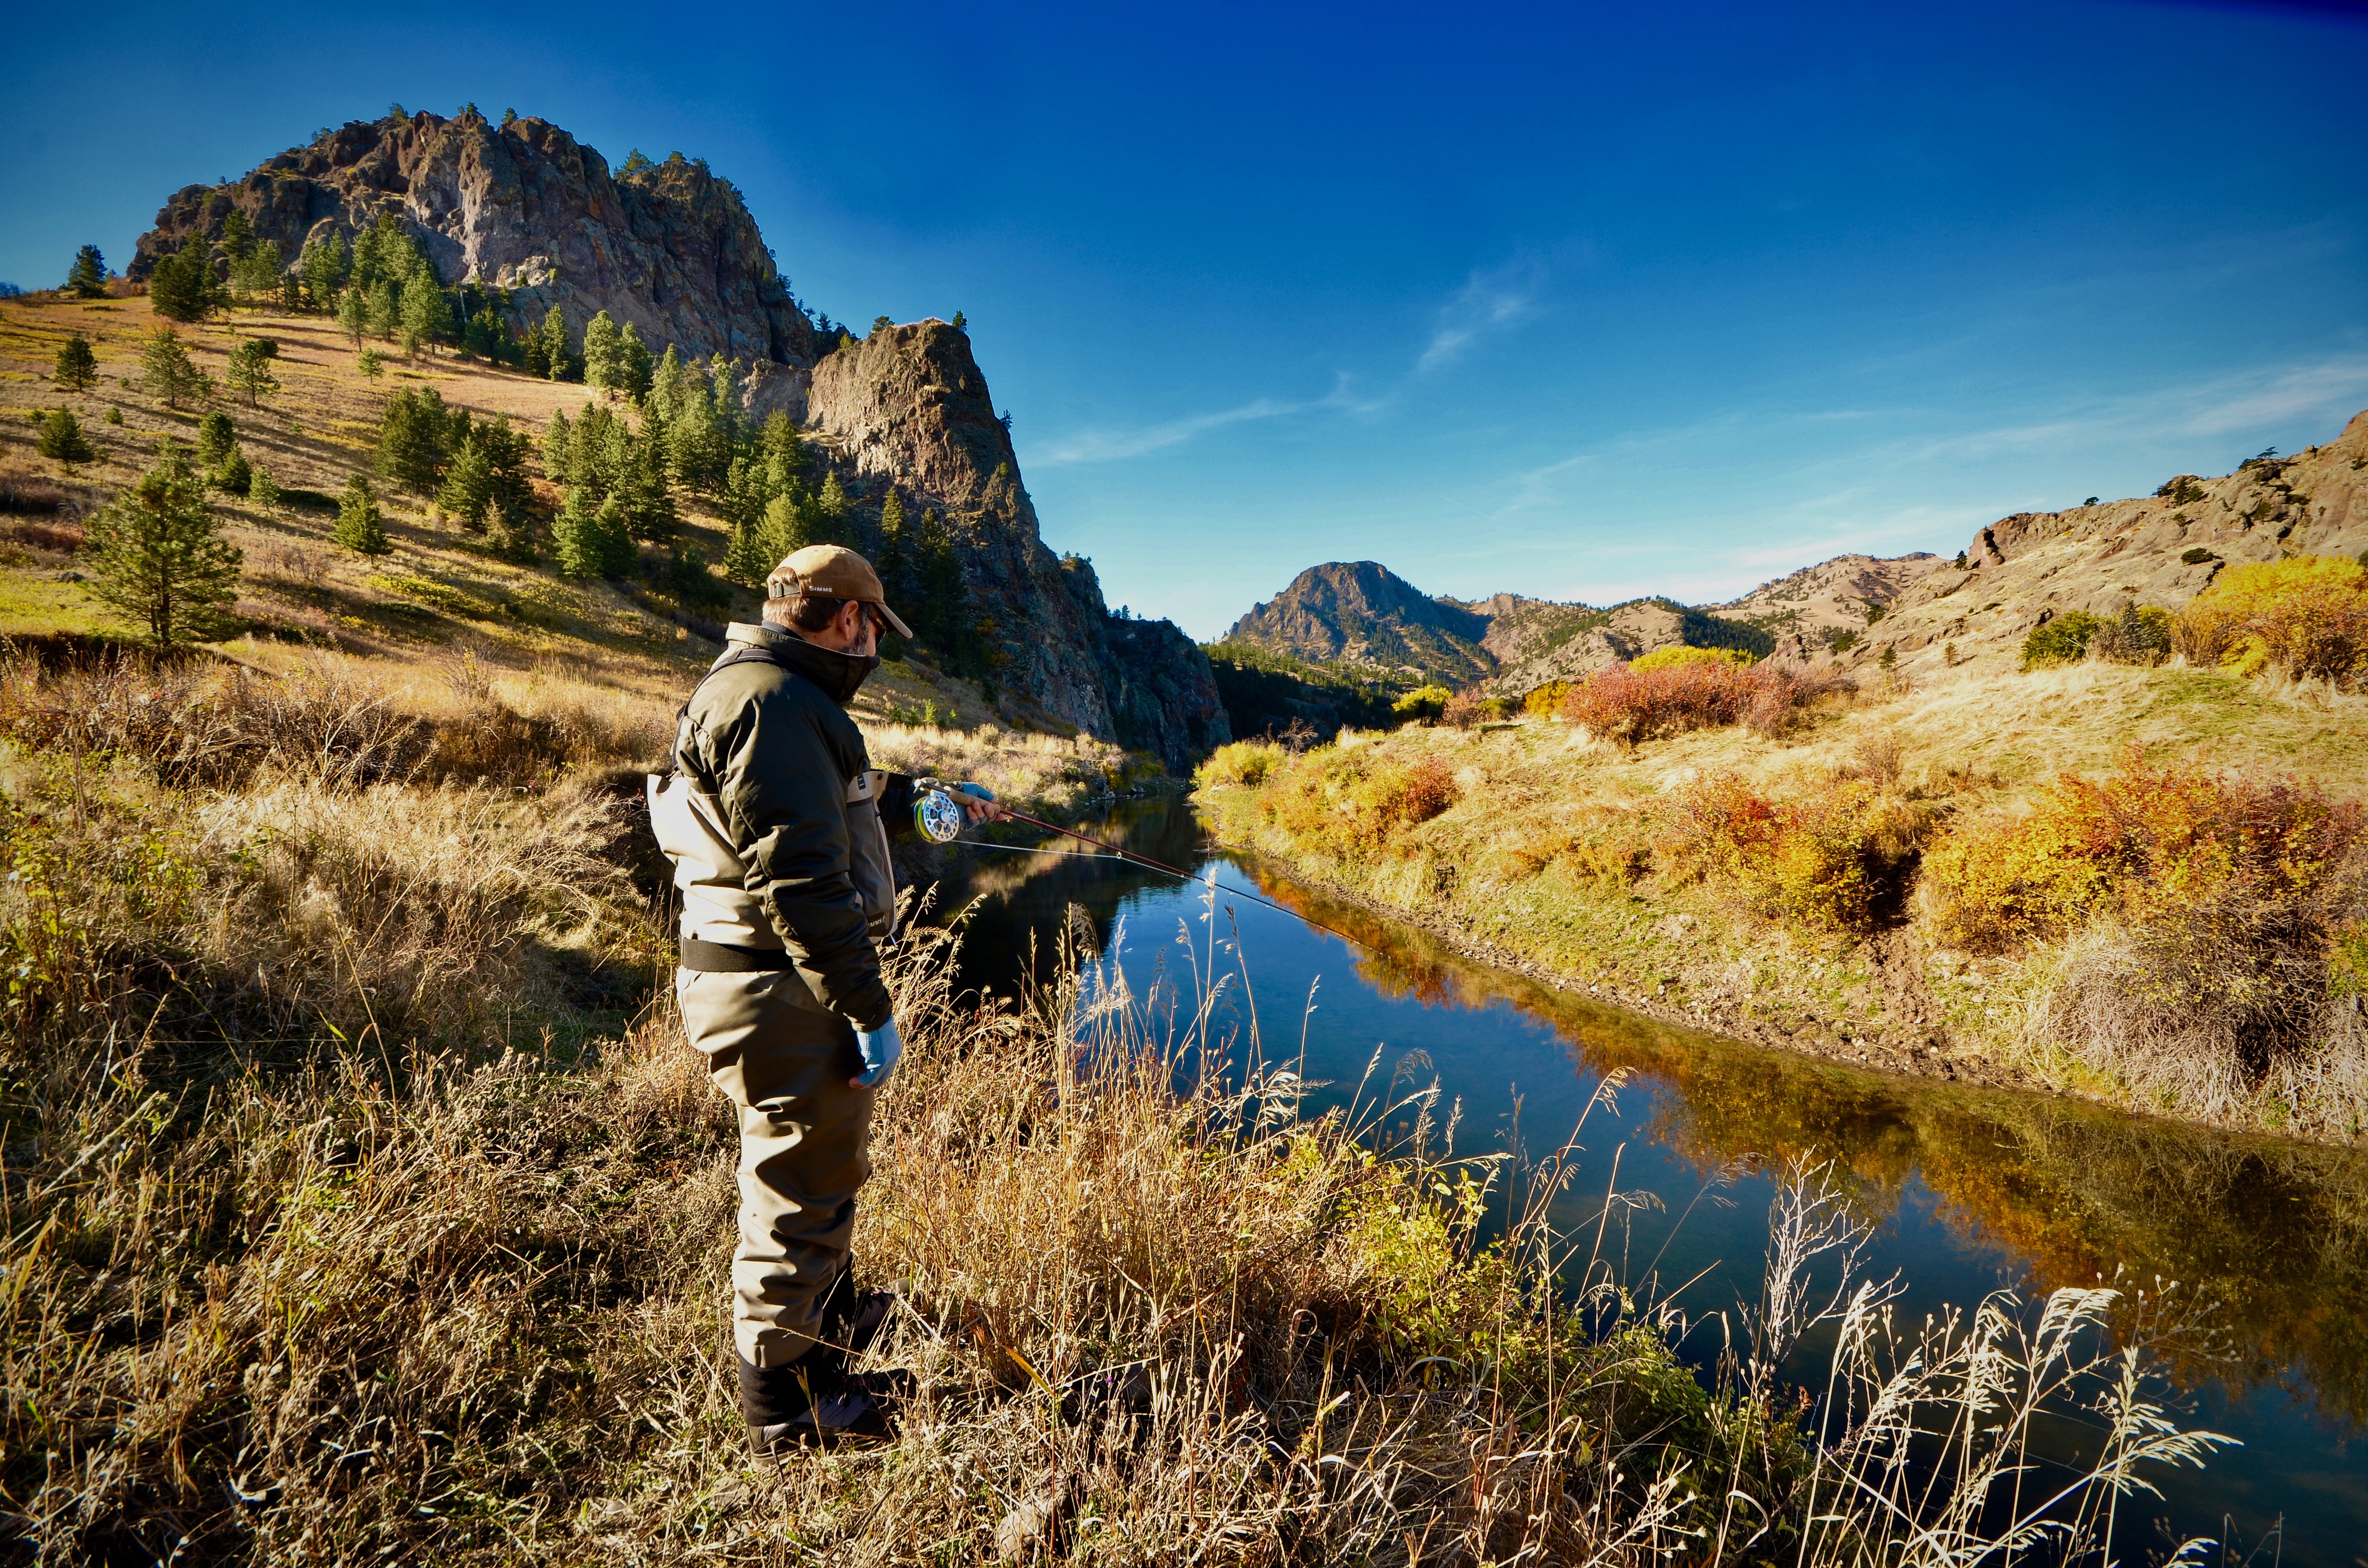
[133,110,813,368]
[802,321,1229,769]
[133,110,1229,769]
[1856,413,2368,675]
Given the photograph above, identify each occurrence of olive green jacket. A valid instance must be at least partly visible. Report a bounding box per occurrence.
[657,623,913,1031]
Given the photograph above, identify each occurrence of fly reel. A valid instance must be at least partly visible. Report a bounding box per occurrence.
[913,780,969,844]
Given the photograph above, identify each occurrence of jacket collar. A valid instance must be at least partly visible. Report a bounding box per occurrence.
[721,621,878,705]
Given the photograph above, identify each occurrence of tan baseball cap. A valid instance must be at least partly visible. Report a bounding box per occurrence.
[766,544,914,639]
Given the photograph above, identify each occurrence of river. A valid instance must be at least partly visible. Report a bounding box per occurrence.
[927,795,2368,1566]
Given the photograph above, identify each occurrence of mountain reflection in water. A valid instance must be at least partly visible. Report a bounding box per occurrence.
[927,794,2368,1565]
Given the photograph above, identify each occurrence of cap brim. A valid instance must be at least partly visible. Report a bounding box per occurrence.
[875,601,914,639]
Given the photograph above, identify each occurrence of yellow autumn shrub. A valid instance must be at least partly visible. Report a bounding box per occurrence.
[2172,554,2368,683]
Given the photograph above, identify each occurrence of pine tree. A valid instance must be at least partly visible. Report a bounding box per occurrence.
[196,412,237,471]
[648,344,687,424]
[436,434,493,527]
[376,386,449,495]
[214,448,252,496]
[37,408,96,466]
[917,508,967,660]
[300,233,349,310]
[66,244,108,298]
[553,487,634,578]
[149,235,218,323]
[539,307,571,380]
[82,447,243,645]
[876,487,913,613]
[248,466,281,513]
[620,323,654,401]
[336,283,368,346]
[722,515,773,586]
[758,409,802,467]
[665,395,722,490]
[232,241,283,304]
[815,471,849,544]
[53,333,99,392]
[398,274,449,356]
[333,475,391,554]
[139,328,212,409]
[358,347,384,380]
[708,357,743,449]
[484,497,537,563]
[225,339,280,406]
[759,493,811,571]
[219,210,253,263]
[582,311,623,394]
[542,406,574,486]
[367,281,399,341]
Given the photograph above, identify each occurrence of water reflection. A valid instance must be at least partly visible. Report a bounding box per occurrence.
[925,795,2368,1563]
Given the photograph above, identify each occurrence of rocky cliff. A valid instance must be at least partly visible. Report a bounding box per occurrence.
[133,110,813,370]
[134,110,1228,769]
[1859,413,2368,675]
[802,321,1228,768]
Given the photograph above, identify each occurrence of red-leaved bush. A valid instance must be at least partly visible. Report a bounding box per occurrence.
[1560,659,1846,745]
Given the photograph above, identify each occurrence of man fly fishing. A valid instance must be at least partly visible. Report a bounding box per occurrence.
[649,543,998,1455]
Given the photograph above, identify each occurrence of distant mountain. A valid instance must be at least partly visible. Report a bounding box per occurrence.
[1714,553,1939,658]
[1216,561,1788,695]
[1222,562,1494,684]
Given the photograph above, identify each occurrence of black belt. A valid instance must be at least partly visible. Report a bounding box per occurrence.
[680,936,792,973]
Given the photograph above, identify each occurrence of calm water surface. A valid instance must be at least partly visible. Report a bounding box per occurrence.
[929,796,2368,1568]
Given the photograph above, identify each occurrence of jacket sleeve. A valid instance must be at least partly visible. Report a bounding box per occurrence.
[708,689,894,1030]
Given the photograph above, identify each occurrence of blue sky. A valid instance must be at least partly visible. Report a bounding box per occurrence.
[6,1,2365,637]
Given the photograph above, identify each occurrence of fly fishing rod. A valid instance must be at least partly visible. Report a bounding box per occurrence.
[912,779,1386,956]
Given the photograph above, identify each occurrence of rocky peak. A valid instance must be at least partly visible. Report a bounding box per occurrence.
[132,110,813,367]
[1226,561,1495,682]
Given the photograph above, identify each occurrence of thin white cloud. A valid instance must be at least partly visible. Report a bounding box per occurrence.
[1032,253,1562,466]
[1031,397,1301,466]
[1416,256,1543,374]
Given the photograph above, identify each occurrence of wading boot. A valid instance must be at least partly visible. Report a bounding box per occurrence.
[744,1369,905,1458]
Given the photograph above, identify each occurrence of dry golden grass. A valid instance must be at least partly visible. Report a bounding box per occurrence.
[0,652,2231,1564]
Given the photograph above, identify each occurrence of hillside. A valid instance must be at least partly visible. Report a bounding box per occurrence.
[104,110,1229,767]
[1856,427,2368,677]
[1714,552,1939,658]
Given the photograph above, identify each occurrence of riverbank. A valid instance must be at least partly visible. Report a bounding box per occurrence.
[1196,658,2368,1144]
[0,648,2234,1564]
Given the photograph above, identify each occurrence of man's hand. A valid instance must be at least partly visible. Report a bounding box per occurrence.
[852,1017,902,1090]
[951,781,1005,824]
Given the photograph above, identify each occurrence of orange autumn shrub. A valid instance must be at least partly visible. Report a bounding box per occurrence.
[1924,748,2365,951]
[1669,773,1930,931]
[1560,659,1846,746]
